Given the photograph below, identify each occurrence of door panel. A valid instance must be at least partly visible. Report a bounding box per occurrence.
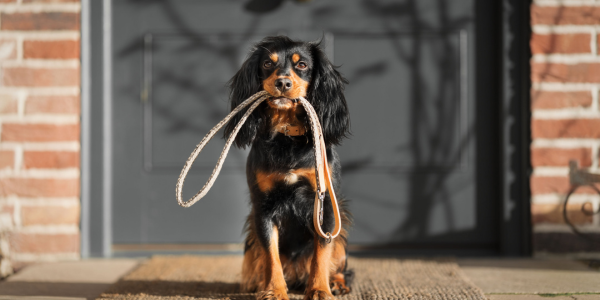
[112,0,498,251]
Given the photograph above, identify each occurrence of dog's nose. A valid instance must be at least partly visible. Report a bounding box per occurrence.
[274,78,292,92]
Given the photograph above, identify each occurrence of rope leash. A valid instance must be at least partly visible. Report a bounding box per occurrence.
[175,91,341,242]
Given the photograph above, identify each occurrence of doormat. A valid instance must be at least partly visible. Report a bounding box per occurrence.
[97,255,486,300]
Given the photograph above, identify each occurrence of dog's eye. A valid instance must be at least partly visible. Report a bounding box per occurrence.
[263,61,273,68]
[296,62,307,70]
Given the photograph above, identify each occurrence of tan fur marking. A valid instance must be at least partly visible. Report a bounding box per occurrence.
[292,53,300,63]
[270,53,279,63]
[287,71,309,99]
[256,171,276,193]
[291,168,317,191]
[262,69,308,99]
[263,71,281,97]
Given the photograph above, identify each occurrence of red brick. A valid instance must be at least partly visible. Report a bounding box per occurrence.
[0,178,79,197]
[23,151,79,169]
[1,123,79,142]
[21,205,79,226]
[0,150,14,169]
[0,39,17,60]
[532,119,600,138]
[531,148,592,167]
[531,63,600,83]
[532,203,593,225]
[25,95,79,114]
[532,5,600,25]
[2,67,79,87]
[531,91,592,109]
[11,233,79,253]
[1,12,79,31]
[531,33,591,54]
[24,40,79,59]
[530,176,600,195]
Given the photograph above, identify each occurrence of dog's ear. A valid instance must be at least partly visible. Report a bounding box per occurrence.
[308,43,350,146]
[224,50,263,148]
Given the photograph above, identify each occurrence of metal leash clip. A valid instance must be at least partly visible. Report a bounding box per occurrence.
[325,232,332,244]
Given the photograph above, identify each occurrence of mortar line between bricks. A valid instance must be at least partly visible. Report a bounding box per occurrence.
[0,168,79,178]
[534,0,600,6]
[19,201,79,207]
[533,194,600,204]
[17,225,79,234]
[534,138,600,147]
[0,4,81,13]
[0,31,79,39]
[591,141,600,170]
[532,54,600,63]
[0,115,80,123]
[2,59,80,68]
[0,142,80,151]
[15,35,22,61]
[13,144,22,171]
[533,166,570,176]
[533,25,600,33]
[14,199,21,228]
[533,82,600,90]
[592,86,599,111]
[533,109,600,119]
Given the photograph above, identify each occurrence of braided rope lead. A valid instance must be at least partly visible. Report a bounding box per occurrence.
[176,90,269,207]
[298,97,342,242]
[175,91,341,242]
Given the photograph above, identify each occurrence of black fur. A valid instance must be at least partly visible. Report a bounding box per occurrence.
[225,36,352,293]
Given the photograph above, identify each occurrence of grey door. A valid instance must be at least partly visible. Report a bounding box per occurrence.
[112,0,500,252]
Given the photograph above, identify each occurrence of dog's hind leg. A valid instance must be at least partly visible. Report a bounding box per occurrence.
[329,237,352,296]
[241,239,263,293]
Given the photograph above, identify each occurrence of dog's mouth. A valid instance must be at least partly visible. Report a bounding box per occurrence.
[268,96,297,109]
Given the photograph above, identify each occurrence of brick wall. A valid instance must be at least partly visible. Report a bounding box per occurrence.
[0,0,80,268]
[531,0,600,252]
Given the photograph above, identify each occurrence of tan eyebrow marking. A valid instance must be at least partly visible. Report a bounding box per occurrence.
[270,53,279,63]
[292,53,300,63]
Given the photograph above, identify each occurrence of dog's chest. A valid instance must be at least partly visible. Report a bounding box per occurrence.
[255,168,316,193]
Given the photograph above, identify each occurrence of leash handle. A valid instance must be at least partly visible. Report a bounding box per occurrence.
[175,91,269,207]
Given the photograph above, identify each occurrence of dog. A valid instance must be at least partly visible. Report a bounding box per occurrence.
[223,36,353,300]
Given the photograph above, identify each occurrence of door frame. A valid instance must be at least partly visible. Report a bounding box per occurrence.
[80,0,532,258]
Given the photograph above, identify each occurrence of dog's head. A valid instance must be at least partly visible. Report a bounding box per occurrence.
[224,36,350,148]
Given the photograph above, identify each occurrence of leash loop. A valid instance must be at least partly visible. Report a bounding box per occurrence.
[175,91,342,243]
[175,91,269,208]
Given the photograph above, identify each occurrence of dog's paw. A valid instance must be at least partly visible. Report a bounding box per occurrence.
[304,290,336,300]
[330,279,351,296]
[257,289,289,300]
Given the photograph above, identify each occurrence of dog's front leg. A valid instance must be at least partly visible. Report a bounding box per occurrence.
[257,224,289,300]
[305,237,335,300]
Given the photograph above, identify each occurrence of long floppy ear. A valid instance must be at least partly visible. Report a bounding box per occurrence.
[223,50,263,148]
[308,43,350,146]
